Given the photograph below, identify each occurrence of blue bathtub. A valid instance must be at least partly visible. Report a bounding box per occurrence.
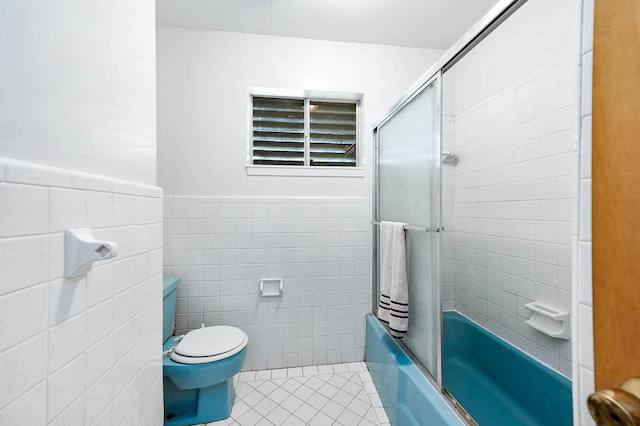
[366,312,572,425]
[365,315,465,426]
[443,311,572,426]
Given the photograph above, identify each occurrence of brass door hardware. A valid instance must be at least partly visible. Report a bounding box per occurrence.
[589,378,640,425]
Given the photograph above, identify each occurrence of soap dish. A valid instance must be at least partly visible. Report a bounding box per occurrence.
[524,302,570,340]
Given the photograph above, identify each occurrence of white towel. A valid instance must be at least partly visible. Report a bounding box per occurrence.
[377,221,409,338]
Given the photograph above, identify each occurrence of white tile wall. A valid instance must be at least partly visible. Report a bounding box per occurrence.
[442,55,578,377]
[574,0,595,424]
[163,196,372,370]
[442,114,456,311]
[0,158,164,425]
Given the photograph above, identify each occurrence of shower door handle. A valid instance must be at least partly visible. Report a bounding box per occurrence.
[588,378,640,425]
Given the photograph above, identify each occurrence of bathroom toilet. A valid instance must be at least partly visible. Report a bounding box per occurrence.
[162,276,248,426]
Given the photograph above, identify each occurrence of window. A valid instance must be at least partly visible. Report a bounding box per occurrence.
[250,89,361,171]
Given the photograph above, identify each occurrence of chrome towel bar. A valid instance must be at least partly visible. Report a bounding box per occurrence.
[371,220,441,233]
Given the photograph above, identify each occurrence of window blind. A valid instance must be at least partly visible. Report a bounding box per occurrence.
[252,96,357,167]
[309,101,357,167]
[252,97,305,166]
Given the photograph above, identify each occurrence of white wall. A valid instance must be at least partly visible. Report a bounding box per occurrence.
[453,0,579,113]
[0,1,163,424]
[0,1,157,185]
[156,27,443,196]
[442,0,580,378]
[0,161,164,425]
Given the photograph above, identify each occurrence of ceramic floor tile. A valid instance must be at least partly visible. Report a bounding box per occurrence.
[287,367,303,377]
[281,394,305,413]
[347,362,366,372]
[280,379,302,394]
[263,405,291,425]
[343,380,363,396]
[317,365,334,375]
[338,408,364,425]
[270,377,287,387]
[234,383,253,399]
[306,393,329,411]
[294,384,315,402]
[242,390,266,407]
[348,397,371,417]
[302,366,318,376]
[375,406,389,423]
[322,400,346,419]
[305,376,325,391]
[229,400,250,419]
[238,371,256,382]
[266,386,290,405]
[255,380,278,396]
[332,389,355,407]
[328,375,348,389]
[317,382,339,399]
[294,375,311,385]
[359,418,378,426]
[212,362,385,426]
[309,411,334,425]
[281,416,306,426]
[253,397,277,417]
[254,370,272,381]
[363,381,378,394]
[332,364,349,373]
[235,408,262,426]
[271,368,287,379]
[368,392,383,407]
[363,407,379,424]
[293,402,318,423]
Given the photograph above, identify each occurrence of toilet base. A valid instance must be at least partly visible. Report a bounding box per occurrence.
[163,376,234,426]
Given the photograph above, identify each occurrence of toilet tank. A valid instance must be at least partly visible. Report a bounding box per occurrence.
[163,276,180,344]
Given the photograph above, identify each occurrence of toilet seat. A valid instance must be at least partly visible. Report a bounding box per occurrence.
[170,326,248,364]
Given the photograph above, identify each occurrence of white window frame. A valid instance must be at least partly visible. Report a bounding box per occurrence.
[246,87,365,177]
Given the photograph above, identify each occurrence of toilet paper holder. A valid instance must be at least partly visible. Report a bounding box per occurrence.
[64,228,119,278]
[260,278,283,297]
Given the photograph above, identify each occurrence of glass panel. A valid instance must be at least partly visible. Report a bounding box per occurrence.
[252,97,305,165]
[377,76,441,379]
[309,101,357,167]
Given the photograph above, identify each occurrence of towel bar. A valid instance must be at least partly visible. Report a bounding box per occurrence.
[371,220,441,233]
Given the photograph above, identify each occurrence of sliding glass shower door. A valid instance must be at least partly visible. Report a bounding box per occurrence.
[375,74,442,381]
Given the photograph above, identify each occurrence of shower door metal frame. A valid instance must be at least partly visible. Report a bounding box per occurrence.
[369,0,529,415]
[372,0,527,131]
[372,71,444,388]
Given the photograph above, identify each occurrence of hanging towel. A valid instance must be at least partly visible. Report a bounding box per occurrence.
[377,221,409,338]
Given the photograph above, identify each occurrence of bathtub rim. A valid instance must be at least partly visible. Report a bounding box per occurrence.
[365,313,472,426]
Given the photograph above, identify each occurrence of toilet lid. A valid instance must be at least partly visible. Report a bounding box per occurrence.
[170,326,248,364]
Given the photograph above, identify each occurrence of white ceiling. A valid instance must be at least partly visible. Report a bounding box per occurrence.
[155,0,498,49]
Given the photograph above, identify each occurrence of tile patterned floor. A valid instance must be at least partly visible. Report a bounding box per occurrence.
[197,362,390,426]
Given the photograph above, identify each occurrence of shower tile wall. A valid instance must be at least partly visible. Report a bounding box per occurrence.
[163,196,372,370]
[442,114,456,311]
[0,159,164,425]
[443,56,577,377]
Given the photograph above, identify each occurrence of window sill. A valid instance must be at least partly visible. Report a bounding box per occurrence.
[246,165,365,178]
